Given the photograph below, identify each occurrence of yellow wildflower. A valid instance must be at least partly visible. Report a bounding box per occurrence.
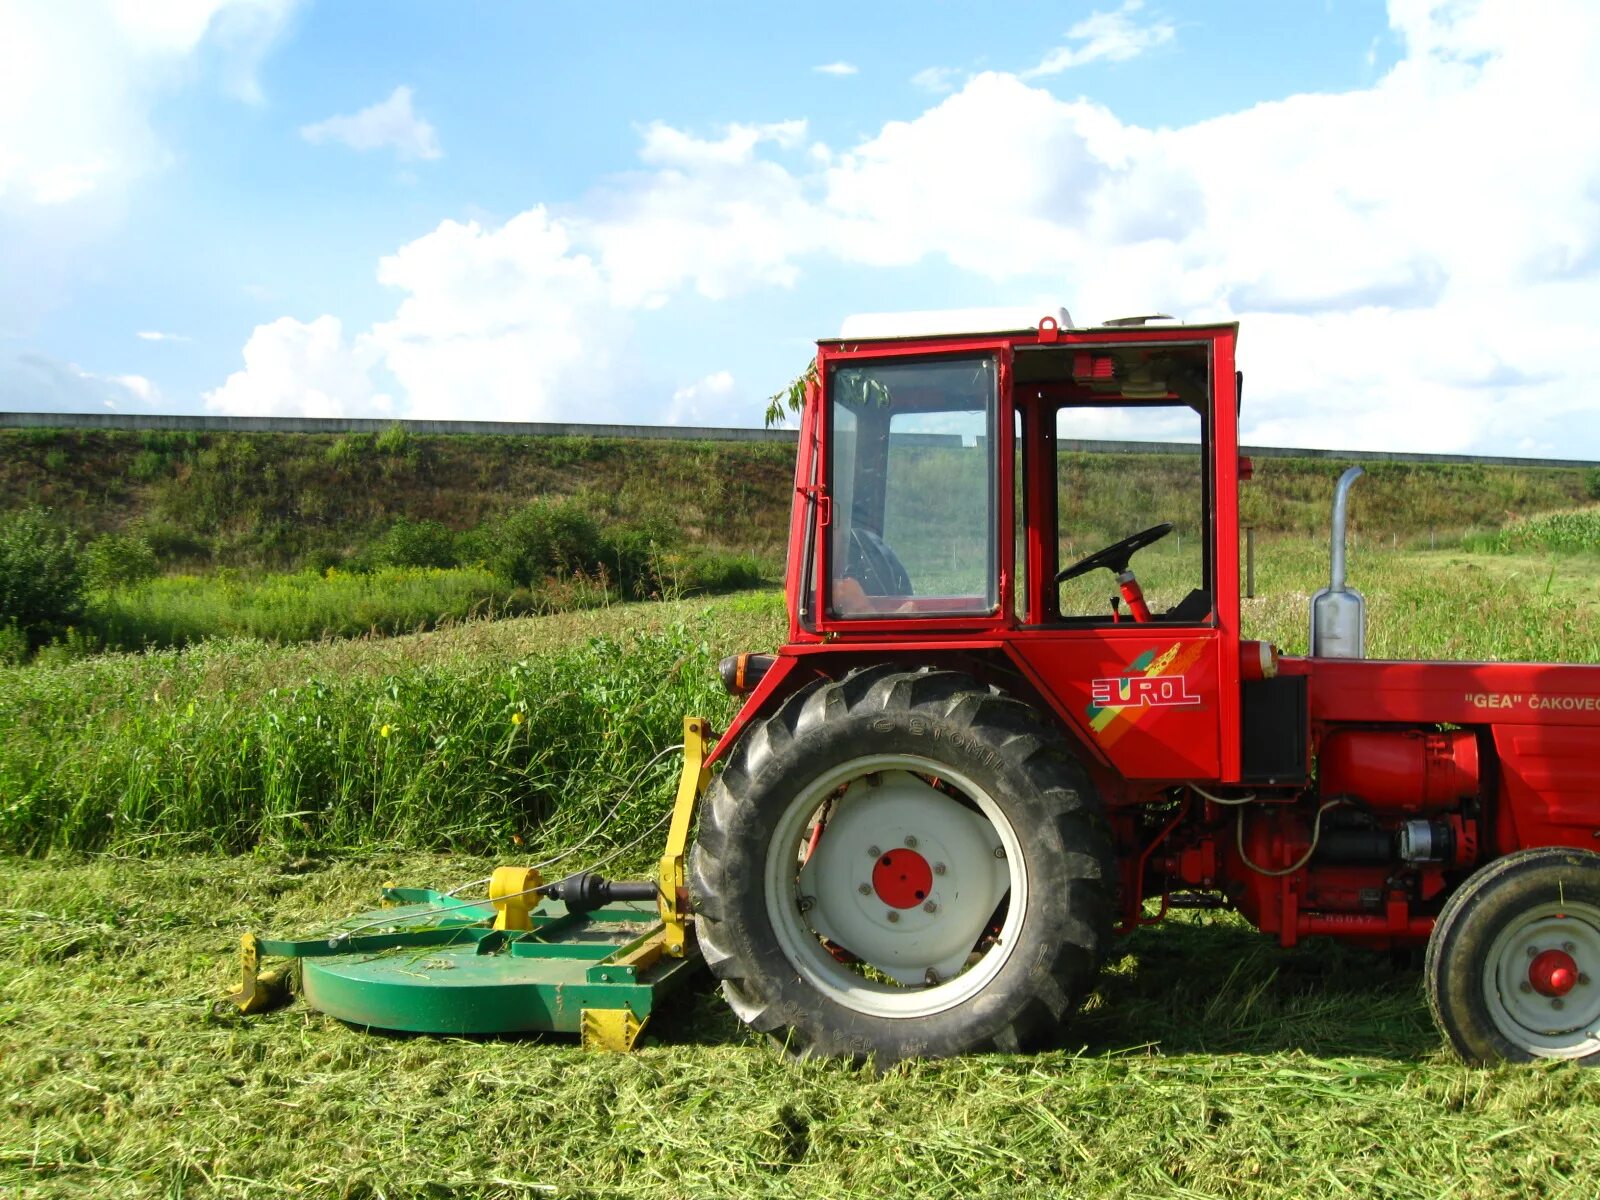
[511,712,525,726]
[379,724,392,738]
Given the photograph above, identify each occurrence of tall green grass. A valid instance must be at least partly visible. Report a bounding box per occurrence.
[0,618,750,856]
[1482,505,1600,555]
[2,546,1597,858]
[87,566,535,649]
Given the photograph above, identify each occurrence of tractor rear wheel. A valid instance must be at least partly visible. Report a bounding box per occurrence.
[1426,847,1600,1064]
[689,665,1113,1063]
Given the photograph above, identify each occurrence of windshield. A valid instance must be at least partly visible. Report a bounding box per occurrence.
[827,356,998,619]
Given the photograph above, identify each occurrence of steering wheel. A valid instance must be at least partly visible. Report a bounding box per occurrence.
[848,526,913,596]
[1055,522,1174,583]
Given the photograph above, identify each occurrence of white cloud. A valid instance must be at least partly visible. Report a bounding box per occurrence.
[911,66,964,94]
[204,316,392,418]
[813,62,858,77]
[0,0,298,206]
[665,370,738,425]
[218,0,1600,456]
[1021,1,1176,78]
[135,330,190,342]
[0,353,161,411]
[300,86,442,162]
[367,210,615,420]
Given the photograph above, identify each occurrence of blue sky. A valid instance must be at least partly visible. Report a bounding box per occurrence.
[2,0,1598,458]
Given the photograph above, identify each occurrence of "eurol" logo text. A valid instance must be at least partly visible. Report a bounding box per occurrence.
[1091,675,1201,709]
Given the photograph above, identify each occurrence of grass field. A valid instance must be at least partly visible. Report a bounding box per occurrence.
[4,545,1600,1197]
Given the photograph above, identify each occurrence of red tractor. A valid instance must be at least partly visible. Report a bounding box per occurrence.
[231,309,1600,1064]
[688,309,1600,1065]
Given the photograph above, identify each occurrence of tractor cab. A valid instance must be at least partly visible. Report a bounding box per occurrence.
[795,307,1236,637]
[787,309,1251,784]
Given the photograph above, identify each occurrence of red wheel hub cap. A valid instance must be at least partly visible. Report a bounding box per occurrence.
[1529,949,1579,997]
[872,848,933,909]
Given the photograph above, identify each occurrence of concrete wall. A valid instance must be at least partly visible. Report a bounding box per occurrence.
[1,410,1594,470]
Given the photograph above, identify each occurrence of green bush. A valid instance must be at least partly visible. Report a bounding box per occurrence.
[325,433,374,466]
[482,499,607,588]
[371,518,459,570]
[129,449,170,482]
[141,522,213,565]
[0,621,26,666]
[0,508,84,647]
[1586,468,1600,501]
[376,423,412,456]
[84,532,160,589]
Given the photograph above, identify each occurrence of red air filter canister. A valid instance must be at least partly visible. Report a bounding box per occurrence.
[1318,729,1479,813]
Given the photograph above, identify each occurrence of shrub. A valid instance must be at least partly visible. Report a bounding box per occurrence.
[129,449,170,482]
[0,621,26,666]
[371,518,459,570]
[84,533,160,589]
[482,499,607,588]
[141,522,213,565]
[600,517,682,598]
[376,423,412,456]
[0,508,85,647]
[325,433,374,466]
[1586,468,1600,501]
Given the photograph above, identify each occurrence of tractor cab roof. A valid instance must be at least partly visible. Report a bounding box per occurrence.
[820,307,1238,348]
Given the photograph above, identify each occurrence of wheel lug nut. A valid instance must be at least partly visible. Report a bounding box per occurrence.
[1553,998,1566,1010]
[904,835,918,849]
[858,883,872,895]
[993,847,1006,859]
[1520,981,1533,993]
[1581,974,1592,986]
[798,895,815,913]
[867,845,881,859]
[924,969,940,985]
[933,863,947,876]
[1564,942,1577,954]
[923,901,938,914]
[1528,946,1540,958]
[886,911,900,923]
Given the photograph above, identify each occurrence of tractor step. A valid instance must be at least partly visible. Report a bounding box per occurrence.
[232,883,702,1051]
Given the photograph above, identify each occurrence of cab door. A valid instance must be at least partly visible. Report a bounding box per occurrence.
[1004,330,1243,783]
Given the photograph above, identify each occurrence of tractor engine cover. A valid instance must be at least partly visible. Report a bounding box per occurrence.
[1318,729,1479,813]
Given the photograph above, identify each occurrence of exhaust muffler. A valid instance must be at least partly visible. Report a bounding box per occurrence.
[1309,466,1365,658]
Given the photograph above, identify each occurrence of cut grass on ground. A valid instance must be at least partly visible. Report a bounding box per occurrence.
[5,852,1600,1199]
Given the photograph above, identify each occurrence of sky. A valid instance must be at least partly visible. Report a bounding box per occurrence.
[1,0,1598,458]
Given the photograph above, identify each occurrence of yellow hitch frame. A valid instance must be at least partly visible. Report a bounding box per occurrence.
[658,716,712,956]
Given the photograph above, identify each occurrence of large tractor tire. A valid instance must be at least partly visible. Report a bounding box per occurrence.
[1426,846,1600,1064]
[689,665,1114,1063]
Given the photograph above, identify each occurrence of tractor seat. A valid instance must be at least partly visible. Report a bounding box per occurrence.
[1160,589,1214,622]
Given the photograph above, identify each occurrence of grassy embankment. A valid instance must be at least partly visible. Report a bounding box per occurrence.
[4,426,1595,651]
[4,546,1600,1196]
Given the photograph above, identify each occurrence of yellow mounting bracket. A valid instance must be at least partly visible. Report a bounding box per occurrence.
[658,716,712,957]
[223,933,293,1015]
[489,865,543,931]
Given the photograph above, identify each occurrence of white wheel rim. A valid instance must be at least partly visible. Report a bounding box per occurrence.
[763,753,1026,1019]
[1482,900,1600,1058]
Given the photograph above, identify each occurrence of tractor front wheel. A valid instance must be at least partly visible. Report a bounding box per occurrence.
[1426,847,1600,1063]
[689,666,1113,1063]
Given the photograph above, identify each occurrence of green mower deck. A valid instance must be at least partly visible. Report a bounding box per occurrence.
[235,884,703,1051]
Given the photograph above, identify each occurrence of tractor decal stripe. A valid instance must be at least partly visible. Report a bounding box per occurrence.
[1087,641,1209,747]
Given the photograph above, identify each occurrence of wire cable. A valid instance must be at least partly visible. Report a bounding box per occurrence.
[1188,781,1258,807]
[327,746,687,943]
[1235,798,1348,877]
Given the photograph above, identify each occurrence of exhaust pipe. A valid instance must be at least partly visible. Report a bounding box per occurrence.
[1309,466,1365,658]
